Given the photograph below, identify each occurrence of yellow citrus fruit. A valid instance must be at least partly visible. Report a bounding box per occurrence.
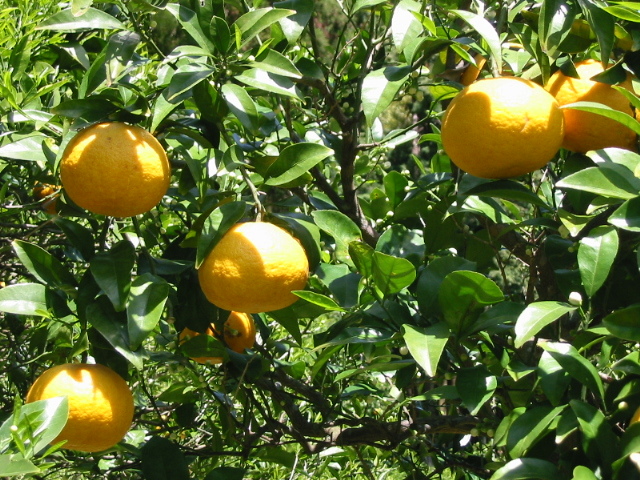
[59,122,170,217]
[631,406,640,425]
[33,183,60,215]
[441,76,565,179]
[198,222,309,313]
[546,59,637,153]
[179,311,256,364]
[25,363,134,452]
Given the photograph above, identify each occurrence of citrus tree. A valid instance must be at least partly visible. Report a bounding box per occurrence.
[3,0,640,478]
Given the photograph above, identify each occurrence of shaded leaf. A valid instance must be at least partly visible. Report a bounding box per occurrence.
[127,274,170,350]
[603,304,640,341]
[457,366,498,415]
[265,143,333,186]
[0,283,48,316]
[507,405,566,458]
[12,240,76,290]
[36,7,125,31]
[196,201,247,269]
[90,241,136,312]
[542,342,604,400]
[141,437,190,480]
[489,458,562,480]
[362,66,410,127]
[452,10,502,74]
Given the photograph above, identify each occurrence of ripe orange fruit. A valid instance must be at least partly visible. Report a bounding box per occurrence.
[179,311,257,364]
[59,122,170,217]
[441,76,564,179]
[33,183,60,215]
[198,222,309,313]
[631,406,640,425]
[546,59,637,153]
[25,363,134,452]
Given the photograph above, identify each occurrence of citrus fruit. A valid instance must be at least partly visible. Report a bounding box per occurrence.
[25,363,134,452]
[33,183,60,215]
[546,59,637,153]
[441,76,565,179]
[179,311,256,364]
[59,122,170,217]
[198,222,309,313]
[631,406,640,425]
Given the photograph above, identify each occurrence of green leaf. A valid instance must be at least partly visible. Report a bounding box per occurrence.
[250,49,301,78]
[391,0,424,52]
[384,171,409,209]
[577,0,614,65]
[292,291,345,312]
[563,101,640,134]
[196,201,247,268]
[542,342,604,400]
[603,304,640,341]
[438,271,504,337]
[54,218,95,261]
[51,97,119,120]
[205,466,247,480]
[572,465,599,480]
[0,455,39,476]
[312,210,362,263]
[166,3,215,53]
[209,16,231,53]
[36,7,125,31]
[578,225,618,297]
[104,31,140,85]
[457,366,498,415]
[514,301,577,348]
[166,64,216,103]
[609,197,640,232]
[221,83,260,134]
[265,143,334,186]
[402,323,450,377]
[570,399,619,476]
[603,4,640,22]
[371,251,416,295]
[127,274,170,350]
[12,240,76,290]
[538,350,572,406]
[234,8,294,47]
[0,283,48,316]
[416,257,476,318]
[0,136,52,163]
[362,66,410,127]
[235,69,303,99]
[353,0,387,12]
[489,458,562,480]
[539,0,577,56]
[14,397,69,454]
[274,0,313,44]
[87,298,144,369]
[141,437,191,480]
[452,10,502,74]
[556,164,640,200]
[349,241,375,278]
[461,179,549,208]
[90,241,136,312]
[507,405,566,458]
[180,334,226,360]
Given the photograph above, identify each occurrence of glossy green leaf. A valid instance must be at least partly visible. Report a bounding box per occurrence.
[265,143,333,186]
[452,10,502,74]
[402,323,449,377]
[457,366,498,415]
[292,291,345,312]
[250,49,301,78]
[514,301,577,348]
[51,97,119,120]
[0,283,48,316]
[127,274,170,350]
[557,164,640,200]
[384,171,409,210]
[603,4,640,22]
[349,241,375,279]
[542,342,604,400]
[221,83,261,134]
[507,405,565,458]
[416,257,476,318]
[570,399,619,476]
[0,136,52,163]
[36,7,125,31]
[0,455,39,476]
[578,225,618,297]
[209,16,231,53]
[54,218,95,261]
[538,351,571,406]
[577,0,614,65]
[353,0,387,12]
[472,301,523,334]
[539,0,576,56]
[12,397,69,454]
[104,31,140,85]
[234,8,294,47]
[141,436,191,480]
[564,101,640,134]
[312,210,362,263]
[180,334,226,360]
[609,197,640,231]
[12,240,76,290]
[489,458,562,480]
[87,297,144,369]
[196,201,247,268]
[235,68,303,99]
[166,3,215,53]
[571,466,599,480]
[90,241,136,312]
[461,179,549,208]
[438,271,504,337]
[603,304,640,341]
[391,0,424,52]
[372,251,416,295]
[362,66,410,127]
[273,0,313,44]
[166,64,216,103]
